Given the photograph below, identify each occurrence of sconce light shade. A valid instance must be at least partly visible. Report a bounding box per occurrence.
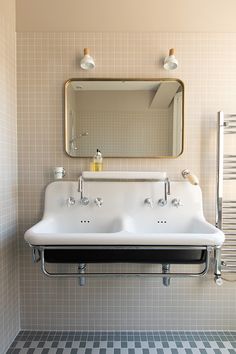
[80,48,95,70]
[163,48,178,71]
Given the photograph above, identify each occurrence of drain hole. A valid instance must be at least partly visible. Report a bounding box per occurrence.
[80,220,91,223]
[157,220,167,224]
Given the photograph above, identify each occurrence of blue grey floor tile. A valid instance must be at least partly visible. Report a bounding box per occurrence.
[84,350,92,354]
[6,331,236,353]
[185,350,193,354]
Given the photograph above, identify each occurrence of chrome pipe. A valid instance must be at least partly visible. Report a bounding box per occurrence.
[78,263,86,286]
[162,264,171,287]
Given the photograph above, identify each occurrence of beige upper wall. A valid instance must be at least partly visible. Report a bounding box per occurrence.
[16,0,236,32]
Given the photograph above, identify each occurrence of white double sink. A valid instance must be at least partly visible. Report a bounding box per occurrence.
[25,175,224,248]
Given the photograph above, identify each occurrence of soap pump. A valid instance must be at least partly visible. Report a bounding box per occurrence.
[91,149,103,171]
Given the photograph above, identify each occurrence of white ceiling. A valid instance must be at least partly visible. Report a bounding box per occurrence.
[16,0,236,32]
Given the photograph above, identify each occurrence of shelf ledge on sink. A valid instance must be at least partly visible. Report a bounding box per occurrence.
[82,171,167,181]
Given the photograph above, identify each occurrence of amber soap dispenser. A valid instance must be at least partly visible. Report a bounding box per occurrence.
[90,149,103,171]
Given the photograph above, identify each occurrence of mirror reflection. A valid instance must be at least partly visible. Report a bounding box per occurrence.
[65,79,184,158]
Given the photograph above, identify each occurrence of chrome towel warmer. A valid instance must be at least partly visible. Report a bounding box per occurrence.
[216,111,236,273]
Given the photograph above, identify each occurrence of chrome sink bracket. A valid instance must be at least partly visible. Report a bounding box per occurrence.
[32,248,41,263]
[37,245,213,282]
[214,246,223,285]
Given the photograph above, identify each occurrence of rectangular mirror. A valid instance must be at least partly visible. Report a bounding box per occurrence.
[65,78,184,158]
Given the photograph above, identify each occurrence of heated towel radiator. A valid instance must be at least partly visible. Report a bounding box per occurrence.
[216,111,236,273]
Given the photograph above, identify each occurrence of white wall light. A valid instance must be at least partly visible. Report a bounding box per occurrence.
[163,48,178,70]
[80,48,95,70]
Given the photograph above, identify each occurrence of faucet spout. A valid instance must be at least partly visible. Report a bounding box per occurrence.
[78,175,84,199]
[158,178,171,207]
[78,175,90,206]
[164,178,170,202]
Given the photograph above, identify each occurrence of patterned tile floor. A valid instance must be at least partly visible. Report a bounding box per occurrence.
[6,331,236,354]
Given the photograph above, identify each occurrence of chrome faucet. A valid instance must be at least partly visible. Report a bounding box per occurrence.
[78,175,90,206]
[158,178,171,206]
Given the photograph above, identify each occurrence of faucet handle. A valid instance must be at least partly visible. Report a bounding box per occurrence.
[158,198,167,207]
[80,197,90,206]
[67,196,76,207]
[171,198,183,208]
[94,197,103,207]
[144,198,154,208]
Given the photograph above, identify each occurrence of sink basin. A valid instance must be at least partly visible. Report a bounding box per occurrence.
[25,216,224,246]
[24,179,224,247]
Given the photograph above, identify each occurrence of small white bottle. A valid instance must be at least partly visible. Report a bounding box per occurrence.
[90,149,103,172]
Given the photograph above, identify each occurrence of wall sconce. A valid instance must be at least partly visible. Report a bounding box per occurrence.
[80,48,95,70]
[163,48,178,70]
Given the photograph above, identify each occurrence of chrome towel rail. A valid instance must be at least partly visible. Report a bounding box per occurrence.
[216,111,236,273]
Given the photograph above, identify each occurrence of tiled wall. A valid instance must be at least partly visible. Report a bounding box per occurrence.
[17,32,236,331]
[0,1,19,353]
